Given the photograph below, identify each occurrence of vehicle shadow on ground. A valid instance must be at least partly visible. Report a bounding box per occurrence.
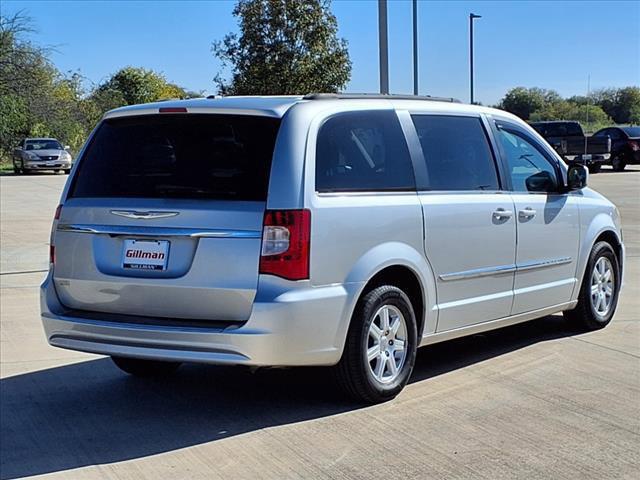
[1,314,579,479]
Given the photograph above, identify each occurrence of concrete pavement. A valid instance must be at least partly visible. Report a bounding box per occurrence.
[1,167,638,479]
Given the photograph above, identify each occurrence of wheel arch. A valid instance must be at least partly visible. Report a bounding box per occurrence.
[336,242,438,356]
[573,218,624,302]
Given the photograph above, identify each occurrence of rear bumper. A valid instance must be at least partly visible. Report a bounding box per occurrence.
[564,154,609,164]
[40,272,362,367]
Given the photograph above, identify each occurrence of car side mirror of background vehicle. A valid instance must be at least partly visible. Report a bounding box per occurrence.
[525,170,557,193]
[64,145,70,150]
[567,164,588,191]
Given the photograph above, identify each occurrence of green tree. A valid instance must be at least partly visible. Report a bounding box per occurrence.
[94,67,187,106]
[629,103,640,125]
[591,87,640,123]
[212,0,351,95]
[497,87,561,120]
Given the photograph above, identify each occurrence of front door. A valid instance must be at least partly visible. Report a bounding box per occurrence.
[493,121,580,315]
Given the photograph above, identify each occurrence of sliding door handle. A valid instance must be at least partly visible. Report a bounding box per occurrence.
[519,208,537,219]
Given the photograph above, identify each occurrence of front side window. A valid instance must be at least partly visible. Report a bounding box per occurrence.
[411,115,499,191]
[315,111,415,192]
[496,127,559,193]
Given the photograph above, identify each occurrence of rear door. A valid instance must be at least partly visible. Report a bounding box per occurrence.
[54,113,280,321]
[406,113,517,331]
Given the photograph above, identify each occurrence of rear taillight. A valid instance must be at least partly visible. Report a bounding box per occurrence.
[628,141,639,152]
[50,204,62,265]
[259,209,310,280]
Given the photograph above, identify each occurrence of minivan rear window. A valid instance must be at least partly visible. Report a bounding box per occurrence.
[69,114,281,200]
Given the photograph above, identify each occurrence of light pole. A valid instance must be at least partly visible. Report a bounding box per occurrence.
[469,13,481,104]
[378,0,389,94]
[413,0,418,95]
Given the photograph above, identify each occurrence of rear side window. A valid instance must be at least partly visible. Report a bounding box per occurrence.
[411,115,499,191]
[315,111,415,192]
[70,114,281,200]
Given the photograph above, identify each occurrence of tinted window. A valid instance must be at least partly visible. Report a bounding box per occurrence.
[315,111,415,192]
[496,127,559,193]
[26,140,63,150]
[70,114,280,200]
[411,115,499,191]
[621,127,640,137]
[533,123,582,137]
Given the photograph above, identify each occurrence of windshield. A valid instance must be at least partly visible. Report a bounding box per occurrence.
[25,140,63,150]
[69,114,281,200]
[622,127,640,137]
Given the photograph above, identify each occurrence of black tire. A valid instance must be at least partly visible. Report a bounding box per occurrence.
[13,165,20,174]
[611,156,626,172]
[564,241,620,331]
[111,356,181,377]
[335,285,418,404]
[63,169,71,174]
[588,164,601,174]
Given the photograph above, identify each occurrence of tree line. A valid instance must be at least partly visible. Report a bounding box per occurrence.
[1,0,638,164]
[497,86,640,132]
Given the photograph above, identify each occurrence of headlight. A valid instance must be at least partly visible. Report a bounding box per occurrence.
[26,152,39,160]
[60,151,72,161]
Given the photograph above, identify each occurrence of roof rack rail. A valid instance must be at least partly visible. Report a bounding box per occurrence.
[302,93,461,103]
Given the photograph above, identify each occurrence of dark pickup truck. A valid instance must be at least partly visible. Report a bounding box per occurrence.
[530,121,611,172]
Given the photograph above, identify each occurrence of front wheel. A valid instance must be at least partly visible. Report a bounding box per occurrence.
[564,241,620,330]
[611,156,626,172]
[588,163,601,173]
[63,169,71,174]
[111,356,181,377]
[335,285,418,403]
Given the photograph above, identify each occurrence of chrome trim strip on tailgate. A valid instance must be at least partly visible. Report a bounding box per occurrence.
[57,224,261,239]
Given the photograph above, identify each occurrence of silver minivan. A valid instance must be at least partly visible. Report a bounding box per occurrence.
[41,94,624,403]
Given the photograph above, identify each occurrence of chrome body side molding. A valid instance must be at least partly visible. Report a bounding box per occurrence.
[439,257,573,281]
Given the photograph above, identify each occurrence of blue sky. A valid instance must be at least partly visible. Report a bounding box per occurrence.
[4,0,639,105]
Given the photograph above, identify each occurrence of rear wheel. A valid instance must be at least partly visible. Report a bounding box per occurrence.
[564,241,620,330]
[111,356,181,377]
[611,156,626,172]
[335,285,417,403]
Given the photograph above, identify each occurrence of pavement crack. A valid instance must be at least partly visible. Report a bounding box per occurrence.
[569,336,640,359]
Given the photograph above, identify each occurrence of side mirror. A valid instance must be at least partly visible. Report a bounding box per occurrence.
[567,164,588,190]
[64,145,70,150]
[525,170,557,193]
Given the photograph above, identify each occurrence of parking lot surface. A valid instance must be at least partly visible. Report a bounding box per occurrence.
[1,168,638,479]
